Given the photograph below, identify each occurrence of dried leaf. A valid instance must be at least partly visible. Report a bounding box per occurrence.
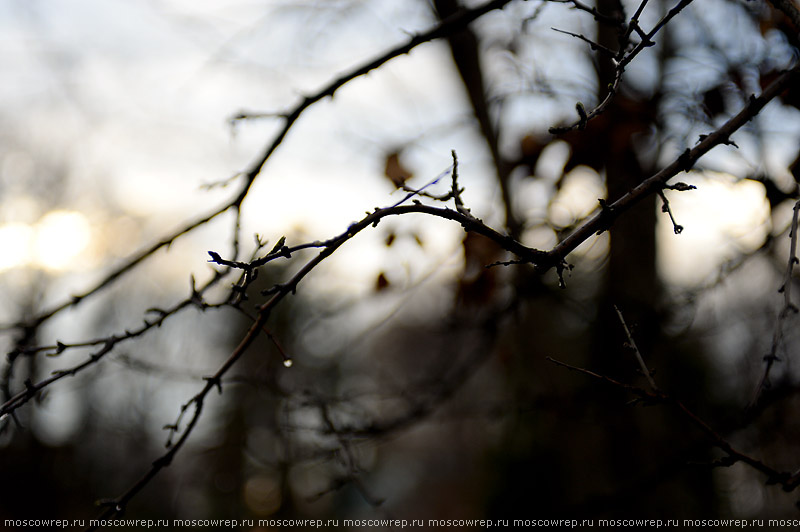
[375,272,390,292]
[384,152,413,187]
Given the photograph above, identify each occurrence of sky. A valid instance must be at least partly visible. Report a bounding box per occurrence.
[0,0,783,303]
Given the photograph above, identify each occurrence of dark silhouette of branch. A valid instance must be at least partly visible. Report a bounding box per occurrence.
[1,0,795,521]
[546,355,800,491]
[546,65,800,267]
[551,27,618,58]
[1,0,517,336]
[0,208,233,333]
[549,0,694,134]
[233,0,516,201]
[750,199,800,408]
[614,305,659,391]
[549,0,623,26]
[0,271,227,420]
[7,65,798,425]
[433,0,522,236]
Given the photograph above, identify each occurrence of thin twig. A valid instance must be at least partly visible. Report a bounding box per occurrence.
[750,199,800,407]
[614,305,659,391]
[85,186,520,525]
[0,272,227,419]
[545,65,800,269]
[549,0,695,134]
[551,27,618,57]
[2,0,517,337]
[546,357,796,489]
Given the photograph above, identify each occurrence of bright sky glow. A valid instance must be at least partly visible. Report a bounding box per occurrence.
[34,210,93,271]
[548,167,606,229]
[657,172,771,287]
[0,210,93,272]
[0,222,34,271]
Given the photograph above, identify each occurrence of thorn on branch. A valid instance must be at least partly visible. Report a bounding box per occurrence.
[596,199,615,234]
[551,27,617,58]
[23,378,37,399]
[204,375,223,394]
[677,148,694,172]
[697,133,738,149]
[576,101,588,130]
[189,276,207,309]
[51,341,67,356]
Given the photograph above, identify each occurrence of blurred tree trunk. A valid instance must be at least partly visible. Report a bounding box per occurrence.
[581,0,665,511]
[484,0,715,518]
[593,0,659,372]
[432,0,521,239]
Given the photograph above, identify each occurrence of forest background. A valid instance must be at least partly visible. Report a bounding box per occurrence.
[2,0,800,526]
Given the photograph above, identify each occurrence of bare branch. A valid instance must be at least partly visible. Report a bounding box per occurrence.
[750,199,800,407]
[549,0,694,134]
[551,27,618,57]
[1,0,517,337]
[547,357,797,490]
[615,305,659,391]
[546,66,800,267]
